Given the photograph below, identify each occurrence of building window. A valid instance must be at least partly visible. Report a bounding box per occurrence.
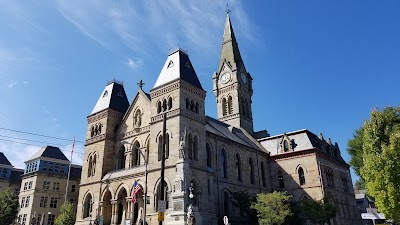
[249,158,255,184]
[206,143,212,168]
[43,181,50,190]
[168,97,173,110]
[158,135,163,161]
[40,196,48,207]
[193,136,198,161]
[50,197,58,208]
[163,99,167,112]
[195,102,199,114]
[223,191,230,216]
[54,164,59,173]
[23,182,28,190]
[53,182,60,190]
[222,98,227,116]
[186,98,190,110]
[298,167,306,185]
[28,181,32,190]
[48,214,55,225]
[131,141,141,167]
[48,163,53,172]
[157,101,162,114]
[155,181,169,212]
[221,149,227,178]
[277,170,284,188]
[60,165,65,174]
[283,140,289,152]
[188,134,193,160]
[71,185,76,192]
[1,168,7,177]
[341,174,349,192]
[228,96,233,114]
[42,162,48,171]
[21,197,25,208]
[165,133,170,160]
[36,214,43,225]
[261,162,266,187]
[25,196,30,207]
[117,146,126,169]
[22,214,27,225]
[235,153,242,181]
[83,194,93,218]
[190,100,194,112]
[326,168,335,188]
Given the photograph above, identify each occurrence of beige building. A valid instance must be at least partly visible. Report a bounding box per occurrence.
[17,146,81,225]
[0,152,23,192]
[75,14,359,225]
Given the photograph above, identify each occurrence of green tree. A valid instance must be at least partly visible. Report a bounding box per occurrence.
[251,191,292,225]
[229,190,258,225]
[348,106,400,222]
[55,202,76,225]
[347,127,365,186]
[301,198,337,225]
[0,189,19,225]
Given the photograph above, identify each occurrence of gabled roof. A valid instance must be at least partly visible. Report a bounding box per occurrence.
[26,146,69,162]
[153,48,203,90]
[206,116,262,150]
[0,152,12,166]
[218,14,246,73]
[91,80,130,115]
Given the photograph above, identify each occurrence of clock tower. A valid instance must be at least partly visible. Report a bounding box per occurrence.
[213,13,254,135]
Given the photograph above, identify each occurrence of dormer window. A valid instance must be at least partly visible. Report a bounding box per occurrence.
[102,91,108,97]
[185,61,191,69]
[117,91,123,97]
[167,60,174,68]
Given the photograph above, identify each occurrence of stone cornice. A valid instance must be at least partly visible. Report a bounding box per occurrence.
[85,133,115,146]
[150,79,206,100]
[151,108,206,125]
[117,125,150,140]
[87,109,123,123]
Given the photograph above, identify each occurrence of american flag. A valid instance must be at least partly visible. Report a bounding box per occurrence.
[132,180,141,203]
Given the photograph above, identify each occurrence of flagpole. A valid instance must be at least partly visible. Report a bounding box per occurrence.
[64,137,75,204]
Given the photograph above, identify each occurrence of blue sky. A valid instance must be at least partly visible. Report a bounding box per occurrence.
[0,1,399,184]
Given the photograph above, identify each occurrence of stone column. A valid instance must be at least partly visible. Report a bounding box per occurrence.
[125,198,131,220]
[111,200,117,225]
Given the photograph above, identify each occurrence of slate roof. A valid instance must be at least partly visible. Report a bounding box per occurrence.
[0,152,12,166]
[10,169,23,182]
[218,14,246,73]
[27,146,69,162]
[70,165,82,179]
[206,116,261,150]
[153,49,203,90]
[91,80,130,115]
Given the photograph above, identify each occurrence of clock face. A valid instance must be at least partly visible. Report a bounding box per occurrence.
[220,73,231,84]
[241,73,247,84]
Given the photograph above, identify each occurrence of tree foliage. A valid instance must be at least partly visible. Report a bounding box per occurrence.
[55,202,76,225]
[0,189,19,225]
[229,190,258,225]
[348,106,400,221]
[301,198,337,225]
[251,191,292,225]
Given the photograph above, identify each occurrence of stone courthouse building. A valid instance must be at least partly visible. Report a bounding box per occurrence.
[75,14,358,225]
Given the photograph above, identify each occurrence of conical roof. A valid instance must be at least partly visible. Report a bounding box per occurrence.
[91,80,130,115]
[153,48,203,90]
[218,14,245,73]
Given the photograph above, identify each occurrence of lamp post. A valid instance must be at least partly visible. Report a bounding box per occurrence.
[121,141,148,225]
[187,183,195,225]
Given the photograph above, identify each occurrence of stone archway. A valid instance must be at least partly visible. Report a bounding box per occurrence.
[101,190,112,225]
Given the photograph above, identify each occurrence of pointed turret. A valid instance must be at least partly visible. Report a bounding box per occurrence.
[218,14,246,73]
[153,48,203,90]
[91,80,129,115]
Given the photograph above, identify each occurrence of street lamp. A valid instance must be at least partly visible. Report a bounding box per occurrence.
[121,141,148,225]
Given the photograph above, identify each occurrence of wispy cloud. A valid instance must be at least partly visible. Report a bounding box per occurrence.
[127,58,143,70]
[7,80,18,88]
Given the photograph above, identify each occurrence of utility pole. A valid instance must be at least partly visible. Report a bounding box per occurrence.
[159,112,167,225]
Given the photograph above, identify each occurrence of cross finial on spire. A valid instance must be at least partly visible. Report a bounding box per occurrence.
[137,80,145,89]
[226,1,231,15]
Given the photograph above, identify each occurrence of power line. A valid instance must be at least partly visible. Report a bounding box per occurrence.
[0,138,84,155]
[0,127,85,143]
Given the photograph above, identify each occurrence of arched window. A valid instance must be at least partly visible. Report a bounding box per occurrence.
[158,135,163,161]
[228,96,233,114]
[190,100,194,112]
[155,181,169,211]
[235,153,242,181]
[83,193,93,218]
[283,140,289,152]
[223,191,230,216]
[186,98,190,110]
[165,133,170,159]
[261,162,266,187]
[249,157,254,184]
[277,170,284,188]
[193,136,198,161]
[157,101,162,114]
[87,156,92,177]
[168,97,172,110]
[98,123,102,134]
[91,155,96,176]
[90,126,94,137]
[206,143,212,168]
[117,146,125,170]
[195,102,199,114]
[162,99,167,112]
[188,134,193,160]
[221,149,227,178]
[298,167,305,185]
[222,98,227,116]
[132,142,140,167]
